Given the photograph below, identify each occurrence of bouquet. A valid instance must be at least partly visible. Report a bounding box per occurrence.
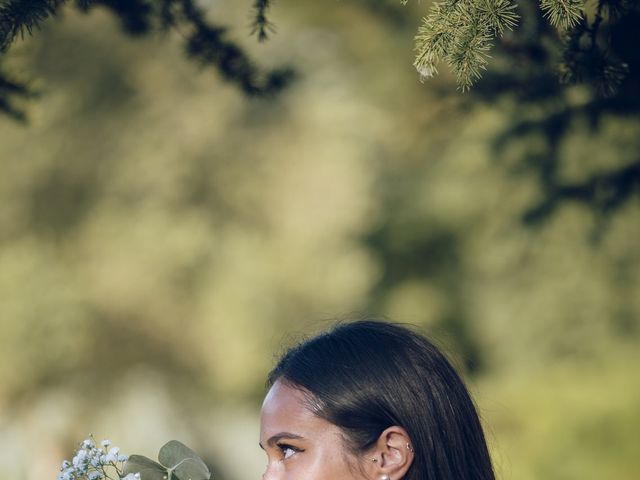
[57,437,212,480]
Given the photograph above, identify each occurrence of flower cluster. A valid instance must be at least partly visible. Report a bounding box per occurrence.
[57,437,138,480]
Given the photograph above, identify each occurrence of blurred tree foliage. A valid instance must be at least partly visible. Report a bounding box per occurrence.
[0,0,636,396]
[0,0,292,120]
[464,0,640,226]
[1,1,637,223]
[0,1,638,479]
[2,1,638,111]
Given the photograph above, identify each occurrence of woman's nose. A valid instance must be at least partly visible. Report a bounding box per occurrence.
[261,461,282,480]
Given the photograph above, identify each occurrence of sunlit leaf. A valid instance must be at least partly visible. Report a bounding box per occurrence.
[158,441,211,480]
[124,441,211,480]
[124,455,168,480]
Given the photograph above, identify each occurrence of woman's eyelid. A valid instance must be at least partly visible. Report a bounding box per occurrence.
[277,443,303,459]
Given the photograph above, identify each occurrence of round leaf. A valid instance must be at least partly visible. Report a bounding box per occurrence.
[157,440,211,480]
[124,455,169,480]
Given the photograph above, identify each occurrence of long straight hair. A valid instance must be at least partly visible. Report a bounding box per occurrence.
[267,320,495,480]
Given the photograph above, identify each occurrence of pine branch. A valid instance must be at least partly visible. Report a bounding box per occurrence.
[524,160,640,224]
[413,0,518,90]
[0,0,66,52]
[84,0,154,35]
[477,0,519,35]
[250,0,274,42]
[413,2,453,80]
[558,3,630,97]
[589,0,604,51]
[409,0,635,93]
[177,0,293,96]
[540,0,583,30]
[184,21,293,96]
[0,63,35,121]
[74,0,94,10]
[448,25,493,91]
[158,0,178,30]
[0,0,293,121]
[600,0,629,19]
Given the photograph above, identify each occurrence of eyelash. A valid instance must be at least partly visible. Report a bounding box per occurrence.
[277,443,303,460]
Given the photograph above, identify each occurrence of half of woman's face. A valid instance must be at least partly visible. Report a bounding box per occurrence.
[260,380,368,480]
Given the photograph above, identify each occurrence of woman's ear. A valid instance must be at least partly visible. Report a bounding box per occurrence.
[365,426,415,480]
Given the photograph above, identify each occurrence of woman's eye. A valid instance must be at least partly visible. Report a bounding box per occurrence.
[278,444,299,459]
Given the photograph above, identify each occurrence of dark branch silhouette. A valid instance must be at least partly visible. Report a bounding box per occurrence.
[0,0,292,119]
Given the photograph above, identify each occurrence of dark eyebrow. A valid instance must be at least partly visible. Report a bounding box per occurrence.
[259,432,304,450]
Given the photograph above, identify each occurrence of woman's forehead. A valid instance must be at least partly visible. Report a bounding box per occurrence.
[260,380,333,442]
[261,381,311,424]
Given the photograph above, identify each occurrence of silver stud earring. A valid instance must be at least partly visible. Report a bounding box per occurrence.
[406,443,414,452]
[379,475,390,480]
[371,458,378,463]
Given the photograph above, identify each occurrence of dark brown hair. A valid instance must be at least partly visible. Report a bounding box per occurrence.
[268,320,495,480]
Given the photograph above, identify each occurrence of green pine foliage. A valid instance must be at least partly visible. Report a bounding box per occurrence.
[540,0,584,29]
[0,0,64,52]
[409,0,630,92]
[412,0,520,91]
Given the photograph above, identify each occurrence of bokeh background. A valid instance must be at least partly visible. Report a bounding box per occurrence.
[1,1,639,479]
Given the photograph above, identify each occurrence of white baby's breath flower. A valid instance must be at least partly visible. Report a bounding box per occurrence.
[72,449,88,468]
[81,439,95,449]
[105,447,120,463]
[58,436,130,480]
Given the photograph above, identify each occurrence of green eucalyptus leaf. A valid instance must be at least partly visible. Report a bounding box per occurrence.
[124,455,169,480]
[158,440,211,480]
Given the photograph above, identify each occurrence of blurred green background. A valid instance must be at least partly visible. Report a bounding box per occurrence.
[0,1,638,479]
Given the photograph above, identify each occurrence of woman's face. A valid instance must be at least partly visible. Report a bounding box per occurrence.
[259,380,368,480]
